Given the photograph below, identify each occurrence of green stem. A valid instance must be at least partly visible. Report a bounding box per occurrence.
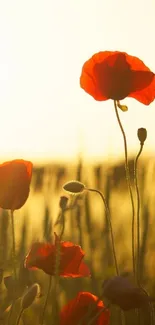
[55,211,65,279]
[76,205,83,247]
[51,211,66,325]
[40,276,52,325]
[87,188,119,275]
[16,309,24,325]
[59,211,65,241]
[134,144,152,323]
[11,210,17,280]
[114,100,135,278]
[134,143,143,285]
[7,210,17,325]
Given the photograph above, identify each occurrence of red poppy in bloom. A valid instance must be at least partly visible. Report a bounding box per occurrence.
[60,291,110,325]
[25,233,90,277]
[0,159,33,210]
[80,51,155,105]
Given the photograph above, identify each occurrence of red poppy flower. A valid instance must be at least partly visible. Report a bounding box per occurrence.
[102,276,153,310]
[0,159,33,210]
[60,291,110,325]
[25,233,90,277]
[80,51,155,105]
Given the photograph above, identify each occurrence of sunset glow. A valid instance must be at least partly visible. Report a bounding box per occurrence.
[0,0,155,163]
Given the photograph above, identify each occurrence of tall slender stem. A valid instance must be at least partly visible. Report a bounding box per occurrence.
[114,100,135,278]
[10,210,17,280]
[135,151,153,325]
[51,211,66,325]
[134,144,143,285]
[59,211,65,241]
[16,309,24,325]
[7,210,17,325]
[87,188,119,275]
[40,276,52,325]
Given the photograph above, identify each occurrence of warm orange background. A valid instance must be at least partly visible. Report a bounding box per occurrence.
[0,0,155,164]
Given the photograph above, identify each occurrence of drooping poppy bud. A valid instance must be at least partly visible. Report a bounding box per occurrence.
[63,181,85,194]
[102,276,152,310]
[137,128,147,145]
[21,283,40,310]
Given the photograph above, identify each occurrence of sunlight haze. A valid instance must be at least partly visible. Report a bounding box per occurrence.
[0,0,155,163]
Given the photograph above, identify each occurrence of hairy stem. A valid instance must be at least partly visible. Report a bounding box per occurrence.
[87,188,119,275]
[134,143,143,285]
[114,100,135,278]
[51,211,66,325]
[7,210,17,325]
[40,276,52,325]
[16,309,24,325]
[11,210,17,280]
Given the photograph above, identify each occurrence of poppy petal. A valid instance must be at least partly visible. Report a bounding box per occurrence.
[125,53,153,72]
[25,243,55,269]
[60,244,85,275]
[125,53,155,104]
[60,292,110,325]
[80,51,114,101]
[129,75,155,105]
[25,235,90,278]
[78,261,91,277]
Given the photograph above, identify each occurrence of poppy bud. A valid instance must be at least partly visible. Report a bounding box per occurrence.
[137,128,147,145]
[21,283,40,310]
[59,196,68,210]
[63,181,85,194]
[102,276,151,310]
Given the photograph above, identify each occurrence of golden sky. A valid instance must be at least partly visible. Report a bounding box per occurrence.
[0,0,155,163]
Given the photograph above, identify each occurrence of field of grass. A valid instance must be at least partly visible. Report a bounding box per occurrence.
[0,157,154,324]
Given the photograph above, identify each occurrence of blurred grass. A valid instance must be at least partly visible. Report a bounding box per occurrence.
[0,157,154,324]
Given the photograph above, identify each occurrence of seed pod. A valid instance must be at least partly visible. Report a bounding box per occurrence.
[137,128,147,145]
[63,181,85,194]
[21,283,40,310]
